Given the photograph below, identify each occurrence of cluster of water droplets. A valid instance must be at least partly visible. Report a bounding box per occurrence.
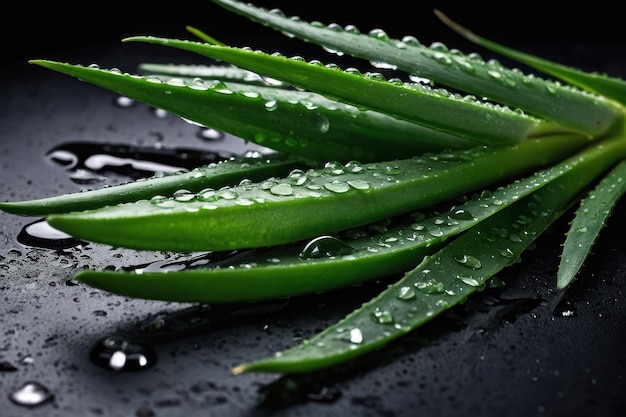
[144,159,381,214]
[303,184,564,349]
[262,5,607,123]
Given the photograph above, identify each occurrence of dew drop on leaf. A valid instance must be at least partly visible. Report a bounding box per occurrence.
[316,114,330,133]
[397,286,416,300]
[372,308,394,324]
[450,208,474,220]
[344,160,365,173]
[457,276,481,287]
[324,181,350,193]
[347,179,370,190]
[299,236,354,259]
[453,254,482,269]
[269,183,293,196]
[349,328,363,344]
[415,279,445,294]
[324,161,345,175]
[287,169,308,185]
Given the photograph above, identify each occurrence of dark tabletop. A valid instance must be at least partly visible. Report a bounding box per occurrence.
[1,2,625,417]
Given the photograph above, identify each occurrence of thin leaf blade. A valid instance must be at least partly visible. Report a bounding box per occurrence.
[30,59,477,162]
[558,159,626,289]
[123,36,545,145]
[209,0,622,138]
[436,9,626,108]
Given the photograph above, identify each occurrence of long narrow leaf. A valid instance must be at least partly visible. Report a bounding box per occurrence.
[558,158,626,289]
[0,153,307,216]
[435,10,626,108]
[138,62,284,86]
[122,36,550,145]
[74,133,626,303]
[31,59,478,163]
[44,135,588,252]
[232,133,626,374]
[209,0,622,138]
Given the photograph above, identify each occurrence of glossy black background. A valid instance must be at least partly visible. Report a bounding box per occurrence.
[1,2,625,417]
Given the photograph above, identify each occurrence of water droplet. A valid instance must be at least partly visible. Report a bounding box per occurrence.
[287,169,308,185]
[263,99,278,111]
[432,51,453,66]
[344,160,365,173]
[196,188,217,202]
[349,328,363,344]
[9,381,54,407]
[450,208,474,220]
[453,254,482,269]
[415,279,445,294]
[397,286,416,300]
[316,114,330,133]
[216,188,238,200]
[299,236,354,259]
[457,276,481,287]
[269,183,293,196]
[90,336,157,372]
[153,107,169,118]
[427,226,444,237]
[347,179,370,190]
[173,190,195,202]
[197,127,224,141]
[150,195,176,209]
[553,300,578,317]
[115,95,135,108]
[324,161,345,175]
[324,181,350,193]
[372,308,394,324]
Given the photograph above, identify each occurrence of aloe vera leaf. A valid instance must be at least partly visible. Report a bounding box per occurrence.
[122,36,550,146]
[208,0,622,138]
[0,153,308,217]
[44,134,588,252]
[435,10,626,108]
[30,60,477,163]
[73,216,443,304]
[557,159,626,289]
[232,134,626,374]
[138,62,284,87]
[74,132,618,303]
[185,25,226,46]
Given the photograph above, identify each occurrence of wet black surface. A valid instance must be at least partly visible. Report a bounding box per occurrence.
[1,3,626,417]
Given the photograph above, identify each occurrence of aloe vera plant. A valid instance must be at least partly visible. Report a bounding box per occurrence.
[2,0,626,376]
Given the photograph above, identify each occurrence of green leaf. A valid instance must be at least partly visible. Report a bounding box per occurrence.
[558,158,626,289]
[74,137,602,303]
[45,134,587,252]
[209,0,622,138]
[138,62,287,86]
[232,133,626,374]
[0,153,307,216]
[435,9,626,108]
[123,36,546,145]
[31,59,477,163]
